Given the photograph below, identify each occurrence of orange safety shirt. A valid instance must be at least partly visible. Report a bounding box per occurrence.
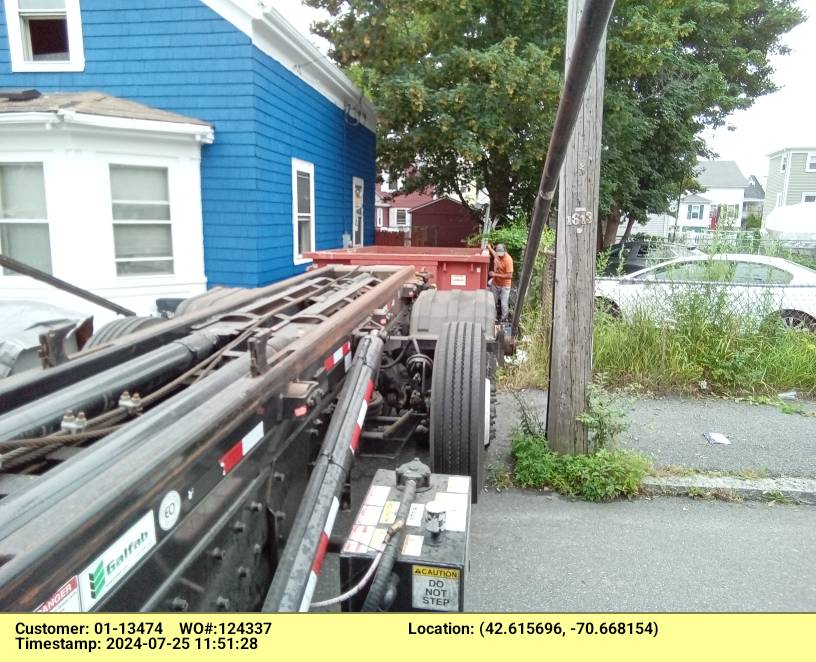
[493,254,513,288]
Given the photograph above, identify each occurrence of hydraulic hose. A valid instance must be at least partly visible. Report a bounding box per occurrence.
[361,478,417,611]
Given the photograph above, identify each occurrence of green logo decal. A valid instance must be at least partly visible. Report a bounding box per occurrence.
[89,561,106,599]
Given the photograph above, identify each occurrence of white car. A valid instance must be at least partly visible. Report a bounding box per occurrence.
[595,254,816,330]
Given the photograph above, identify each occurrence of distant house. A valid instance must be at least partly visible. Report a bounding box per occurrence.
[763,147,816,218]
[742,175,765,222]
[374,183,479,247]
[0,0,376,318]
[676,160,747,234]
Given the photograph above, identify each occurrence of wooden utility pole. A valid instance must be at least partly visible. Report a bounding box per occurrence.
[546,0,608,454]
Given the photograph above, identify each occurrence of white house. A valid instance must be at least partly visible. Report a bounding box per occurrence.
[676,161,748,234]
[0,91,212,326]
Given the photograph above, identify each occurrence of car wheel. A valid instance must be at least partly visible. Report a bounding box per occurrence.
[595,297,621,319]
[780,310,816,332]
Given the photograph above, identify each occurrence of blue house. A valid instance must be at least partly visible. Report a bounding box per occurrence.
[0,0,376,318]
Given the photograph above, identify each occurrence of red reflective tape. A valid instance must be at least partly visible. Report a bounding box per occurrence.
[312,532,330,575]
[219,441,244,475]
[343,341,351,355]
[323,355,334,371]
[364,379,374,402]
[294,405,308,417]
[350,424,362,453]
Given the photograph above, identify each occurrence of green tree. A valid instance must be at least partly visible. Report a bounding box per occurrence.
[307,0,803,244]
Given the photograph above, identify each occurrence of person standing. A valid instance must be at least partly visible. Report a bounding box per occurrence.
[487,243,513,322]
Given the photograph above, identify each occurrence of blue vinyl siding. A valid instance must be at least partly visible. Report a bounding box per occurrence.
[0,0,376,287]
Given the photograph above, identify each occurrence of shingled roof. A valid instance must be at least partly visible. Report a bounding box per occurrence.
[0,90,210,127]
[694,161,748,189]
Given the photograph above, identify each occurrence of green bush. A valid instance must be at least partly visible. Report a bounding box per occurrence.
[512,434,651,501]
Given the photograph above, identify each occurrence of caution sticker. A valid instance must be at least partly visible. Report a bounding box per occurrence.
[411,565,460,611]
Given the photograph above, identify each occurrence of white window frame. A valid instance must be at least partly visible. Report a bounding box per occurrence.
[780,155,787,173]
[292,158,315,265]
[0,160,52,276]
[376,207,384,228]
[686,204,703,221]
[352,176,364,247]
[109,164,174,278]
[3,0,85,72]
[806,152,816,173]
[802,192,816,204]
[776,192,782,207]
[394,208,409,226]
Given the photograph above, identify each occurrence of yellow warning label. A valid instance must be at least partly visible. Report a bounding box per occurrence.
[412,565,460,580]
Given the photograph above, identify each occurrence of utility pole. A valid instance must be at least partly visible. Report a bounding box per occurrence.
[546,0,608,454]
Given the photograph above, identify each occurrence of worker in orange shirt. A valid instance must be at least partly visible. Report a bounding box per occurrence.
[487,243,513,322]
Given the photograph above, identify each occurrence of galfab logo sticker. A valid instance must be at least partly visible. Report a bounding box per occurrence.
[79,510,157,609]
[89,561,105,599]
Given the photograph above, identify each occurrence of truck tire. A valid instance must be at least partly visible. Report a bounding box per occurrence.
[83,316,164,350]
[430,321,487,503]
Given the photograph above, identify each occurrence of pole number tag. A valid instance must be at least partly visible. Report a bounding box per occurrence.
[567,208,593,227]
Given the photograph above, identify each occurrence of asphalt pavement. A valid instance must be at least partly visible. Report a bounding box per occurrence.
[467,491,816,611]
[493,390,816,477]
[313,389,816,613]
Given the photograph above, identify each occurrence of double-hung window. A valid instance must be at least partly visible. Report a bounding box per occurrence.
[110,165,174,276]
[806,153,816,173]
[395,209,408,226]
[686,204,703,221]
[0,163,52,275]
[292,159,315,262]
[803,193,816,204]
[3,0,85,71]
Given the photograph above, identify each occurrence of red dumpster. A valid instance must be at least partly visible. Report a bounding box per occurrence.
[304,246,489,291]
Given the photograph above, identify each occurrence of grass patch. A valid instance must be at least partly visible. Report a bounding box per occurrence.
[486,462,514,492]
[512,433,652,501]
[593,310,816,397]
[761,490,797,506]
[683,487,743,502]
[651,466,770,480]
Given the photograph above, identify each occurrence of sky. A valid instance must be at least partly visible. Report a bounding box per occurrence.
[277,0,815,186]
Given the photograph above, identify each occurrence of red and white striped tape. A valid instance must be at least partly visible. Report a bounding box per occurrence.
[349,379,375,454]
[218,423,264,475]
[323,341,352,373]
[299,495,340,612]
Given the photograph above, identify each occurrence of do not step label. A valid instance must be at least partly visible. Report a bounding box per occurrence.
[411,565,460,611]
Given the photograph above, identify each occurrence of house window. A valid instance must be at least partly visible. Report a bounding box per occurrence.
[376,208,384,228]
[803,193,816,204]
[292,158,315,262]
[0,163,52,275]
[4,0,85,71]
[807,153,816,173]
[686,204,703,220]
[780,155,787,173]
[395,209,408,226]
[110,165,173,276]
[352,176,364,246]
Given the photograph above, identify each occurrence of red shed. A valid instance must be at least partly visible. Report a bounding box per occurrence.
[409,198,480,247]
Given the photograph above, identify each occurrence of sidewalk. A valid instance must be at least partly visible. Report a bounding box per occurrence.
[494,390,816,478]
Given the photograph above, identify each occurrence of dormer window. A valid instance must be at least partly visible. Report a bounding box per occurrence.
[4,0,85,72]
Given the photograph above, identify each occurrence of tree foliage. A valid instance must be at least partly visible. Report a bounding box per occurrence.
[306,0,804,241]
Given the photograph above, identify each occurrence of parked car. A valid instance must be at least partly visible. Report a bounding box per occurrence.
[595,254,816,330]
[600,240,700,276]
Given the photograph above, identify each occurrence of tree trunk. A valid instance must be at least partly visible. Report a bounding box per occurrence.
[620,215,636,243]
[602,209,621,248]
